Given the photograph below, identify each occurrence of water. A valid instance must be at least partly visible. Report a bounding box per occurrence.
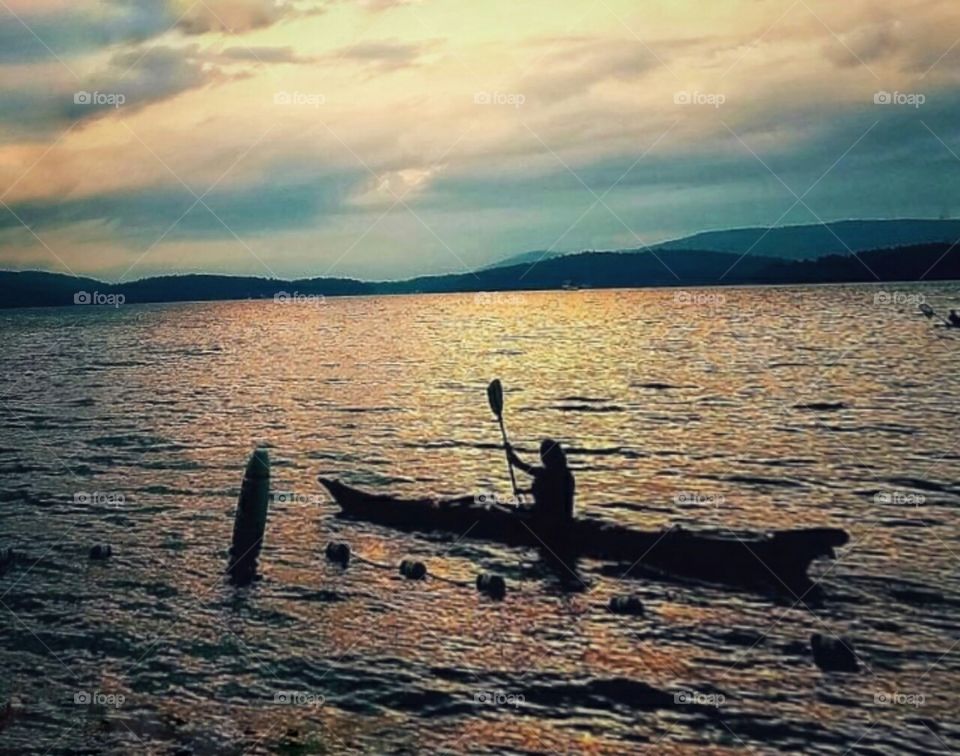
[1,284,958,754]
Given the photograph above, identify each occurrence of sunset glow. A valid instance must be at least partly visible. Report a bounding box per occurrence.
[1,0,958,280]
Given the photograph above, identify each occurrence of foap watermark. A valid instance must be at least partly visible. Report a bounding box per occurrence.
[273,690,325,707]
[475,491,522,507]
[74,690,125,708]
[874,91,925,108]
[474,291,528,306]
[474,91,525,108]
[74,491,125,509]
[874,490,925,507]
[274,491,324,506]
[674,91,726,108]
[873,291,926,307]
[474,690,524,707]
[274,90,325,108]
[74,291,125,308]
[674,492,725,508]
[674,690,725,707]
[874,691,925,707]
[674,290,727,307]
[74,91,125,109]
[274,291,326,306]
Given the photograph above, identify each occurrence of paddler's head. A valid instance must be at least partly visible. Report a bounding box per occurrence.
[540,439,567,470]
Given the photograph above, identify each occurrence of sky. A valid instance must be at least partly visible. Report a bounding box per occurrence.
[0,0,958,281]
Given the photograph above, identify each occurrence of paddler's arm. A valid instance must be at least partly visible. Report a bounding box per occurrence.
[505,443,537,475]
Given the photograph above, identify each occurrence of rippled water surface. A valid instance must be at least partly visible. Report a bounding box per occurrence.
[1,285,959,754]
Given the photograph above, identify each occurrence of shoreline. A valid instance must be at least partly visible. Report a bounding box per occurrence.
[1,275,958,314]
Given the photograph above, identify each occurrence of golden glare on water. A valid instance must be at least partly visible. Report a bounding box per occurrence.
[0,285,958,752]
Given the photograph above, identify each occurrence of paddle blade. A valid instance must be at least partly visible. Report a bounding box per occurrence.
[487,379,504,418]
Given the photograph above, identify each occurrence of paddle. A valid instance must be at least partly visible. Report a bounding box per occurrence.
[487,379,520,501]
[920,303,953,327]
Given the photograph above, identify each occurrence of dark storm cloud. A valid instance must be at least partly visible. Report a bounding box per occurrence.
[411,88,960,228]
[0,1,176,63]
[67,46,215,119]
[0,168,364,240]
[0,45,219,136]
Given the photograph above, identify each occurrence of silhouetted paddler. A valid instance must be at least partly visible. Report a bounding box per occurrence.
[506,439,575,526]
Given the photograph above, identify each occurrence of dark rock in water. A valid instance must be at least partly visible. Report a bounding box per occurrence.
[89,544,112,560]
[399,559,427,580]
[476,573,506,599]
[325,541,351,566]
[811,633,859,672]
[228,448,270,585]
[609,595,645,616]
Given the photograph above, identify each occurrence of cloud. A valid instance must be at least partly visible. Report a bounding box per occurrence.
[824,20,904,68]
[1,0,959,280]
[356,0,423,11]
[0,168,363,240]
[350,164,445,207]
[219,45,314,63]
[175,0,289,35]
[520,37,664,102]
[0,44,221,136]
[70,46,216,118]
[0,0,330,66]
[0,1,176,63]
[336,39,437,72]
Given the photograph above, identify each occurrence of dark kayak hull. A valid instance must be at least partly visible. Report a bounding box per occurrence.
[318,478,848,593]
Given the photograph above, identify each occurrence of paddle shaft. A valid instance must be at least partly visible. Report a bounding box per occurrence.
[922,304,953,327]
[497,415,520,500]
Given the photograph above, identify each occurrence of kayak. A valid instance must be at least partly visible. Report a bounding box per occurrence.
[318,478,848,593]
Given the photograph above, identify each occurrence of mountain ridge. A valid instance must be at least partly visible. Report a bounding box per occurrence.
[485,219,960,270]
[1,242,957,310]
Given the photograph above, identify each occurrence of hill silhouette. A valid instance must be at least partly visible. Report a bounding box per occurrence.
[486,219,960,269]
[0,243,956,310]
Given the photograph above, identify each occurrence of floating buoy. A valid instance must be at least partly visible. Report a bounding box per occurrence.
[325,542,351,566]
[89,544,112,561]
[399,559,427,580]
[228,448,270,584]
[609,595,645,616]
[810,633,859,672]
[476,573,507,600]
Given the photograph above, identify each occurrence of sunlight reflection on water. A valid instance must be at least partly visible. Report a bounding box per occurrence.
[1,284,959,753]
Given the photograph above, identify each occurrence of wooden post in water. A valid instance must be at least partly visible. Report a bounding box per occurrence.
[228,448,270,584]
